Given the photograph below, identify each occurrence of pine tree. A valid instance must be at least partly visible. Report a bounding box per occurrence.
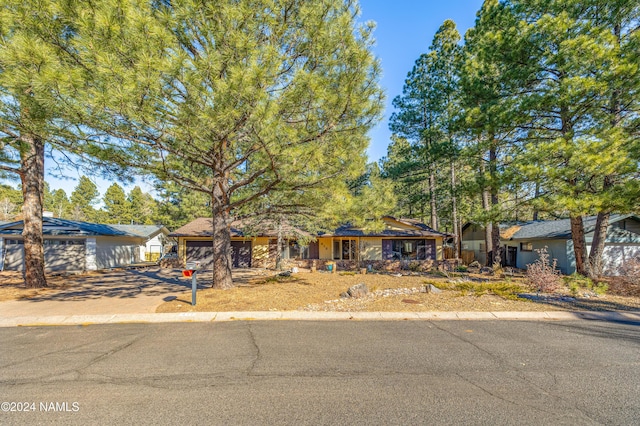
[73,0,383,288]
[128,186,158,225]
[48,188,71,219]
[70,176,100,222]
[102,183,131,224]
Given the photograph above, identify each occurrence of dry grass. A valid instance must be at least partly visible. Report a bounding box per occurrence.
[2,269,639,313]
[0,271,77,302]
[156,270,640,313]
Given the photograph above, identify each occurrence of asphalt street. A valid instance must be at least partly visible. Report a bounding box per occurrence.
[1,320,639,425]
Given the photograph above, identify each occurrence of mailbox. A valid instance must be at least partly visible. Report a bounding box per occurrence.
[185,261,201,270]
[182,261,202,306]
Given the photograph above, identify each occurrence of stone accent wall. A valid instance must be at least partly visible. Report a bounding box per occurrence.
[282,259,440,272]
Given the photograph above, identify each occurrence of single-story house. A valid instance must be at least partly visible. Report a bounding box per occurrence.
[109,224,172,262]
[0,217,161,272]
[461,214,640,275]
[171,216,449,269]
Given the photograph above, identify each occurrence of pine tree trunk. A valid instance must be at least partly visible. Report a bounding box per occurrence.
[429,167,438,230]
[588,211,610,278]
[489,145,502,265]
[570,215,591,277]
[533,181,540,221]
[20,134,47,288]
[211,178,233,289]
[276,219,283,271]
[450,161,459,258]
[480,156,493,266]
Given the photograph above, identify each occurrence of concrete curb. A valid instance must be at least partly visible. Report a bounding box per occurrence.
[1,310,639,327]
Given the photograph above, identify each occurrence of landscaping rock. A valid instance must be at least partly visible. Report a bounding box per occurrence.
[468,261,481,268]
[346,283,369,298]
[479,266,494,275]
[278,270,292,277]
[426,284,442,294]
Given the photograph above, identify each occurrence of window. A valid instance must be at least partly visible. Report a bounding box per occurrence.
[520,242,533,252]
[333,239,356,260]
[43,239,85,246]
[288,241,309,259]
[391,239,428,260]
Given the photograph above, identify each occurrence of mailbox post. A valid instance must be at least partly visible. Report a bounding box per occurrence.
[184,261,201,306]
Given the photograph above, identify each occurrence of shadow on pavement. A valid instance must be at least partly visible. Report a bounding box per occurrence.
[17,267,268,303]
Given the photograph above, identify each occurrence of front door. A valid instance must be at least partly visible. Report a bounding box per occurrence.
[506,246,517,267]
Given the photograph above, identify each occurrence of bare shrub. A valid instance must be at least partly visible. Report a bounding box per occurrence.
[618,258,640,285]
[526,247,563,293]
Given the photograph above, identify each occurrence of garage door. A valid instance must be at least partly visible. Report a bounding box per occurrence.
[1,239,86,272]
[45,240,86,272]
[186,241,214,269]
[3,240,24,271]
[186,240,252,268]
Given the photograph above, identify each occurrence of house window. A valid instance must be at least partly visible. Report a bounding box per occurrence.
[333,239,356,260]
[288,241,309,259]
[43,239,85,246]
[520,242,533,252]
[391,239,428,260]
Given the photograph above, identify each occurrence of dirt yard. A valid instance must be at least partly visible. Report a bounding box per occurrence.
[155,269,640,313]
[1,268,639,313]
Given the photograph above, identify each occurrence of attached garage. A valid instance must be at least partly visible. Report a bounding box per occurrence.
[185,240,252,268]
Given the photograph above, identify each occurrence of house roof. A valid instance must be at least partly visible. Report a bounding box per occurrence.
[505,214,640,240]
[168,217,310,238]
[322,216,449,238]
[0,217,143,238]
[110,224,170,239]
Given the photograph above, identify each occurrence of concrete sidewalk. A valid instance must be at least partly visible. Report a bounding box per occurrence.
[1,310,639,327]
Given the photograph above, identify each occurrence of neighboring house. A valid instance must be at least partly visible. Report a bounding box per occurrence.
[110,224,172,262]
[171,216,449,269]
[461,214,640,275]
[0,218,150,272]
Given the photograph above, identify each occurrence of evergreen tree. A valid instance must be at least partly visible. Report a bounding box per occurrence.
[154,181,212,231]
[0,183,22,220]
[128,186,158,225]
[70,176,100,222]
[75,0,383,288]
[0,0,81,287]
[102,183,131,224]
[47,188,71,219]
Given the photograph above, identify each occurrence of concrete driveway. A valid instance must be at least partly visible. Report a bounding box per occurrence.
[0,267,266,317]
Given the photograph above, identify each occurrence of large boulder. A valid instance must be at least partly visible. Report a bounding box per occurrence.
[346,283,369,299]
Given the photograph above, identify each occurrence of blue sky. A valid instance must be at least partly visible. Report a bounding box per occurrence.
[40,0,484,197]
[359,0,483,162]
